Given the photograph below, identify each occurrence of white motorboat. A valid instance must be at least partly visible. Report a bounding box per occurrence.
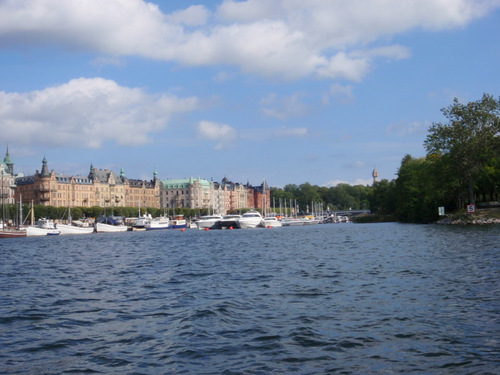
[261,216,282,228]
[196,214,222,230]
[26,218,61,236]
[237,210,263,229]
[95,222,128,233]
[281,217,320,226]
[133,214,151,229]
[95,216,128,233]
[301,217,320,225]
[219,214,241,229]
[281,218,305,226]
[145,216,170,230]
[56,220,94,235]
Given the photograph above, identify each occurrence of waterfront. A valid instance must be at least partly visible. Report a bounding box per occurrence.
[1,223,499,374]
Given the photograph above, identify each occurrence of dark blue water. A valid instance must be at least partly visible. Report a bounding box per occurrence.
[1,223,499,374]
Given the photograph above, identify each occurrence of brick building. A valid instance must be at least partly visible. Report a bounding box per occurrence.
[15,157,160,208]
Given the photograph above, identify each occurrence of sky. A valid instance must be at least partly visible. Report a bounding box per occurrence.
[1,0,499,188]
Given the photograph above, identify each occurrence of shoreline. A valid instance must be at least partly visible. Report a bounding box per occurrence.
[437,207,500,225]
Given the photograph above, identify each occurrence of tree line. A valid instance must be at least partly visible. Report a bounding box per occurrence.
[270,94,500,223]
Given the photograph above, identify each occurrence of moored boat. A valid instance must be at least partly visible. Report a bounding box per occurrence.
[26,218,61,236]
[95,222,128,233]
[196,214,222,230]
[144,216,170,230]
[237,210,263,229]
[56,220,94,235]
[132,214,151,229]
[219,214,241,229]
[0,227,27,238]
[95,215,128,233]
[170,214,187,229]
[281,218,305,226]
[261,216,282,228]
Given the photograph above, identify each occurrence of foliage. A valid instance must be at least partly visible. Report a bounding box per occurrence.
[424,93,500,205]
[369,179,396,215]
[271,183,372,214]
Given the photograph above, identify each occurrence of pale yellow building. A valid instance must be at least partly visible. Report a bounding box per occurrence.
[15,157,160,208]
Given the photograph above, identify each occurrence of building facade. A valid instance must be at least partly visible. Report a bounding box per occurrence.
[160,177,214,212]
[160,176,270,215]
[0,148,18,205]
[11,153,270,213]
[15,158,160,208]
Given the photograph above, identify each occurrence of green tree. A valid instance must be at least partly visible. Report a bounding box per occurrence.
[369,179,396,215]
[424,93,500,205]
[394,155,443,223]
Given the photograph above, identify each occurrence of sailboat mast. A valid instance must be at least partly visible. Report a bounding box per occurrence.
[19,194,23,229]
[1,170,4,230]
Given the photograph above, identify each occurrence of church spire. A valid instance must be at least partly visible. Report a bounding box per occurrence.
[4,146,13,174]
[40,156,50,177]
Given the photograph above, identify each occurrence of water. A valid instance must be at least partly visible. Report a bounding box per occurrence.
[1,223,499,374]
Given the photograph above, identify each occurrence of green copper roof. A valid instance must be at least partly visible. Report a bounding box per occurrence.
[161,177,211,189]
[3,150,13,164]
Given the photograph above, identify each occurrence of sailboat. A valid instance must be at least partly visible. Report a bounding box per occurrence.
[25,201,60,236]
[0,195,26,238]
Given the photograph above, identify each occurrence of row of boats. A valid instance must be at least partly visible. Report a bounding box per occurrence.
[0,210,349,238]
[194,210,332,230]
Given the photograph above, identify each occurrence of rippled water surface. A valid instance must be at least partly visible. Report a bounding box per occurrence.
[1,223,499,374]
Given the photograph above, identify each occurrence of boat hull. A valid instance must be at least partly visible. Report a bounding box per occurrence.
[170,221,187,229]
[95,223,128,233]
[145,219,170,230]
[56,224,95,235]
[220,215,241,229]
[0,229,27,238]
[196,220,221,230]
[238,221,261,229]
[261,219,282,228]
[26,226,61,236]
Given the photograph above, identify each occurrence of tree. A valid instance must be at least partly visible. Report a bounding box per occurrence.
[369,179,396,215]
[394,155,445,223]
[424,93,500,205]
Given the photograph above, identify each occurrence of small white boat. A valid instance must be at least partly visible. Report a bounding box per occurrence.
[281,218,305,226]
[196,214,222,230]
[145,216,170,230]
[95,216,128,233]
[56,219,94,235]
[133,214,151,229]
[261,216,282,228]
[95,222,128,233]
[219,214,241,229]
[301,217,320,225]
[237,210,263,229]
[26,218,61,236]
[170,215,187,229]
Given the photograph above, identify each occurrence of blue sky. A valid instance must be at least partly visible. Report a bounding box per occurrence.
[1,0,499,188]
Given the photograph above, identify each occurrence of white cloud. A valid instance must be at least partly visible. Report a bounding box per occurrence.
[0,77,199,149]
[260,93,308,119]
[165,5,210,26]
[328,84,355,104]
[1,0,496,81]
[196,120,237,149]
